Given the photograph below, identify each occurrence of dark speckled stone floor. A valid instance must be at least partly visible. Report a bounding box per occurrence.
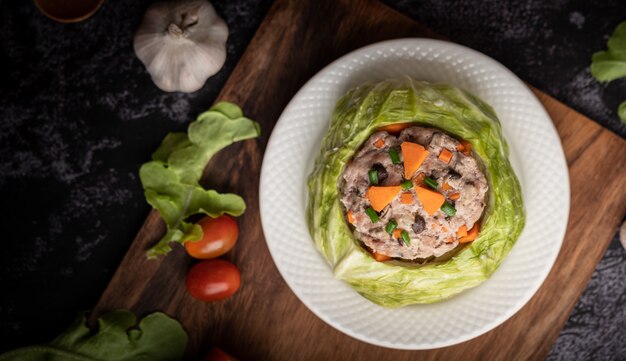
[1,0,624,359]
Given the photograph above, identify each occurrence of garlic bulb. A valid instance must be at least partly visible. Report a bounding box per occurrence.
[134,0,228,93]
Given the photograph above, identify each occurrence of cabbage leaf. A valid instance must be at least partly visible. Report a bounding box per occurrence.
[141,102,260,258]
[307,79,525,307]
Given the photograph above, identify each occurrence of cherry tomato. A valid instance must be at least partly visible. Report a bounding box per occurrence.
[186,259,240,302]
[185,215,238,259]
[203,347,239,361]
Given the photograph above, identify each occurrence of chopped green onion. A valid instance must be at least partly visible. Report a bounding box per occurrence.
[389,149,401,164]
[441,202,457,216]
[424,177,438,189]
[401,180,413,190]
[368,169,379,185]
[365,207,379,222]
[401,230,411,245]
[385,219,398,234]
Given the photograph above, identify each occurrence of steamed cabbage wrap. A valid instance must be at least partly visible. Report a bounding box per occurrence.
[306,78,525,307]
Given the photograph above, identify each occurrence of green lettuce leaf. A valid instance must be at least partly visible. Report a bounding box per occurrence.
[0,310,187,361]
[141,102,260,258]
[307,79,525,307]
[591,21,626,82]
[619,101,626,123]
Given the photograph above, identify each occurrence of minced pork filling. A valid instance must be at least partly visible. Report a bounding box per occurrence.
[340,126,488,260]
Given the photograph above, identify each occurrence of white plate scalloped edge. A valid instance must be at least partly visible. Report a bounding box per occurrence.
[259,38,569,350]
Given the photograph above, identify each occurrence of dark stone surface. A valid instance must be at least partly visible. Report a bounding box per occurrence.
[547,234,626,361]
[386,0,626,138]
[0,0,274,351]
[0,0,624,358]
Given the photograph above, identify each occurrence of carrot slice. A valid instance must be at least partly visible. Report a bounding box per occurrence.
[372,251,391,262]
[459,223,480,243]
[449,192,460,200]
[459,140,472,155]
[456,143,464,152]
[378,123,413,134]
[347,210,355,224]
[412,172,425,186]
[373,138,385,149]
[401,142,429,179]
[393,229,402,239]
[445,237,454,243]
[400,192,413,204]
[414,186,445,215]
[442,181,453,191]
[457,225,468,237]
[438,149,453,164]
[366,186,402,212]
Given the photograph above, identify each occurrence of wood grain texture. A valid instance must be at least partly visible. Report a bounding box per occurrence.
[92,0,626,360]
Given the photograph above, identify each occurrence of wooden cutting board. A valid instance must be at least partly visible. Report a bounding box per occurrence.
[92,0,626,359]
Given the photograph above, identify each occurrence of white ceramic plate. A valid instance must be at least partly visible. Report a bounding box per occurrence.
[259,39,569,349]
